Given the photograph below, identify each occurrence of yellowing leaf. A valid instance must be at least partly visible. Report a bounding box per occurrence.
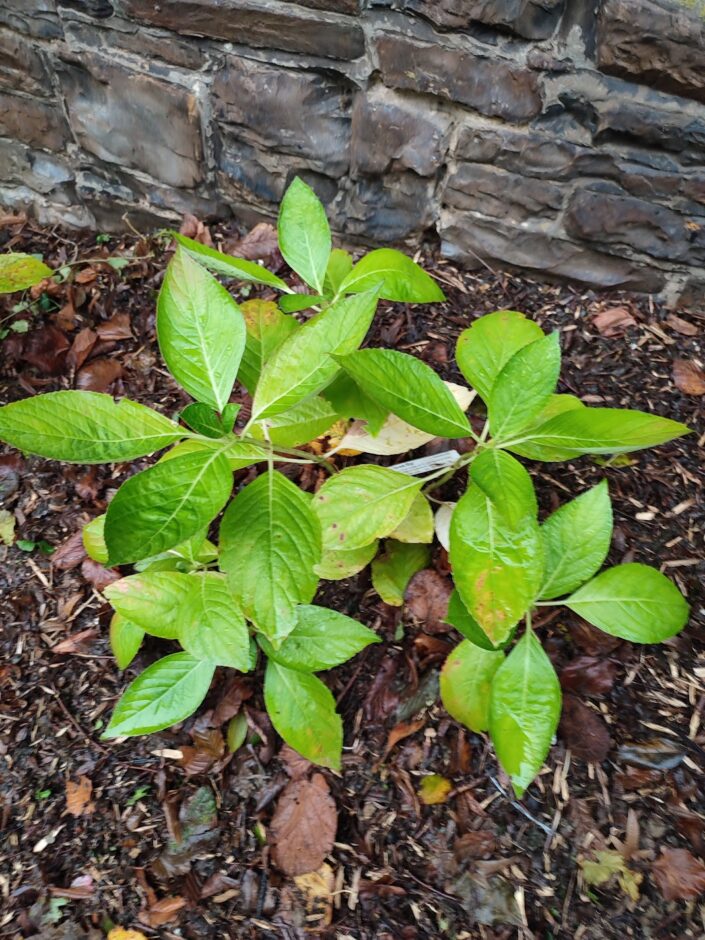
[0,509,16,546]
[580,850,642,902]
[108,929,149,940]
[419,774,452,805]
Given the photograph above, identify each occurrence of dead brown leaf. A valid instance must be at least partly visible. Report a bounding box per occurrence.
[0,211,27,228]
[454,830,497,860]
[559,695,611,762]
[569,619,623,656]
[666,314,699,336]
[673,359,705,396]
[66,328,97,371]
[54,301,78,332]
[65,776,94,817]
[212,676,253,725]
[53,628,99,654]
[74,266,98,285]
[81,558,121,591]
[404,569,452,633]
[224,222,279,263]
[279,743,313,780]
[76,357,122,392]
[384,718,425,757]
[179,213,213,247]
[651,847,705,900]
[593,306,637,337]
[270,773,337,876]
[22,325,70,374]
[138,896,186,928]
[52,531,87,571]
[75,466,100,502]
[559,656,618,697]
[179,721,225,776]
[97,312,132,341]
[153,786,220,880]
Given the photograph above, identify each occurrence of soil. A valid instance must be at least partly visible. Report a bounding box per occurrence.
[0,216,704,940]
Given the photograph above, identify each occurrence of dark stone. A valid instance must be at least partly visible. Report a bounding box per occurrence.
[0,0,63,39]
[565,183,705,264]
[118,0,365,61]
[439,210,666,291]
[443,163,564,221]
[0,139,74,196]
[213,57,352,178]
[376,33,542,122]
[677,275,705,307]
[62,15,207,69]
[0,91,70,150]
[280,0,362,11]
[338,172,437,243]
[59,0,115,16]
[597,0,705,104]
[351,86,451,177]
[406,0,564,39]
[57,55,203,188]
[0,27,52,96]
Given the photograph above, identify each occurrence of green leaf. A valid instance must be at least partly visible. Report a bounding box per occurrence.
[314,541,379,580]
[445,590,499,651]
[338,248,445,303]
[505,408,690,462]
[109,613,145,670]
[565,563,689,643]
[157,247,246,411]
[103,652,215,738]
[252,288,379,420]
[237,299,300,395]
[0,252,52,293]
[371,541,430,606]
[179,403,229,439]
[278,293,325,314]
[161,437,268,473]
[173,231,290,290]
[313,465,423,552]
[220,470,321,643]
[390,492,434,544]
[489,630,562,797]
[104,571,192,638]
[252,396,339,448]
[227,712,249,753]
[180,573,251,670]
[259,604,379,671]
[323,372,388,436]
[490,333,561,440]
[278,177,331,294]
[336,348,471,439]
[82,514,108,564]
[449,469,543,645]
[104,449,232,565]
[264,660,342,769]
[0,391,183,463]
[469,449,538,526]
[323,248,353,298]
[540,481,613,599]
[456,310,544,403]
[440,640,504,732]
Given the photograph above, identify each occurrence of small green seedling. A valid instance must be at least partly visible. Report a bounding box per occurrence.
[0,178,690,791]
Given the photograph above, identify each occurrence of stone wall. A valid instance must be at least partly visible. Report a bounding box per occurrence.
[1,0,704,301]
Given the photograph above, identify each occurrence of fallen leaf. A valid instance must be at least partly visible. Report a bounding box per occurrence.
[74,266,98,285]
[454,830,497,860]
[66,328,97,371]
[569,619,623,656]
[76,357,122,392]
[450,870,522,927]
[53,628,99,654]
[75,466,100,501]
[651,847,705,900]
[385,718,425,757]
[404,569,452,633]
[138,896,186,928]
[270,773,337,876]
[592,306,637,337]
[419,774,452,805]
[54,301,78,332]
[51,531,87,571]
[617,738,684,770]
[153,786,220,879]
[212,676,253,725]
[293,862,336,928]
[0,509,16,546]
[559,656,618,696]
[0,454,22,499]
[108,929,149,940]
[199,872,238,900]
[558,695,611,762]
[22,325,70,374]
[666,314,698,336]
[580,849,642,901]
[81,558,121,591]
[673,359,705,395]
[97,312,133,341]
[224,222,279,263]
[65,776,94,817]
[179,213,213,247]
[280,743,313,780]
[179,722,225,776]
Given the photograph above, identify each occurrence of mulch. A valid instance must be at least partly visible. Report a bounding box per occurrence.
[0,213,704,940]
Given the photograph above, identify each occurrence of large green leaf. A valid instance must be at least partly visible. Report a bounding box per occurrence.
[219,470,321,643]
[104,571,192,638]
[252,396,339,448]
[390,492,434,544]
[338,248,445,303]
[449,470,543,645]
[157,247,246,411]
[490,333,561,440]
[445,590,500,651]
[336,348,472,439]
[180,572,251,670]
[323,372,388,436]
[540,481,613,599]
[313,465,423,552]
[0,392,183,463]
[278,177,331,294]
[252,288,378,420]
[109,613,144,670]
[238,299,299,394]
[469,449,538,525]
[440,640,504,732]
[565,563,689,643]
[314,541,379,581]
[505,408,690,462]
[104,449,232,565]
[371,541,431,606]
[172,232,290,290]
[259,605,379,671]
[103,652,215,738]
[489,630,561,797]
[0,252,52,293]
[264,660,342,769]
[456,311,544,403]
[161,437,268,472]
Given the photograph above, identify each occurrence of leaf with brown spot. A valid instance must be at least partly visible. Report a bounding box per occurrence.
[270,773,337,876]
[559,656,618,697]
[404,569,452,633]
[673,359,705,396]
[65,776,94,816]
[97,312,133,341]
[559,694,611,762]
[651,847,705,900]
[592,306,637,337]
[76,357,122,392]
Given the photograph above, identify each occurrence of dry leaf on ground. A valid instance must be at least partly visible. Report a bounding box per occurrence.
[404,569,452,633]
[419,774,452,805]
[666,314,699,336]
[673,359,705,395]
[138,896,186,928]
[153,786,220,879]
[108,929,149,940]
[559,695,611,762]
[270,773,337,876]
[81,558,121,591]
[52,531,87,571]
[559,656,618,696]
[179,213,212,246]
[65,776,94,816]
[76,357,122,393]
[224,222,279,262]
[293,862,336,928]
[592,306,637,337]
[97,312,133,340]
[651,847,705,900]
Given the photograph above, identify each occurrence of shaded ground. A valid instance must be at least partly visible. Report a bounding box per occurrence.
[0,215,704,939]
